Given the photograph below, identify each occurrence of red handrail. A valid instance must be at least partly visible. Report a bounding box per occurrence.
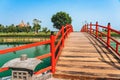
[0,67,9,72]
[36,53,51,60]
[0,40,51,54]
[0,24,73,75]
[81,22,120,58]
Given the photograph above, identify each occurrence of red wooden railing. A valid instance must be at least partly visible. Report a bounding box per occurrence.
[81,22,120,58]
[0,24,73,75]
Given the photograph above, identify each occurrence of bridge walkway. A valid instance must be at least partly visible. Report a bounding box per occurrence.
[54,32,120,80]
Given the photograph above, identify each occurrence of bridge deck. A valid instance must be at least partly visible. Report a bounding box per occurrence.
[54,32,120,80]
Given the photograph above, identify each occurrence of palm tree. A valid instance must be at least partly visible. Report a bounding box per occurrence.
[33,19,41,34]
[26,22,31,33]
[42,27,50,40]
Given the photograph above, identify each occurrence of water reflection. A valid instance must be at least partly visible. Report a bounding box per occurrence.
[34,46,41,56]
[0,44,50,67]
[13,51,16,54]
[0,43,50,78]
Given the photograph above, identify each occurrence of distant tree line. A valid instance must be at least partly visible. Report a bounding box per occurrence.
[0,24,31,33]
[0,11,72,33]
[0,19,50,34]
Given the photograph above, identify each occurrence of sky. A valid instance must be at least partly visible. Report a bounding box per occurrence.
[0,0,120,31]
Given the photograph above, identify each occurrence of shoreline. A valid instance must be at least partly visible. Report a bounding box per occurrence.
[0,37,50,43]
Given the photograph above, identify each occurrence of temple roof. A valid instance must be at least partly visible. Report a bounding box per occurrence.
[2,58,42,71]
[18,20,28,27]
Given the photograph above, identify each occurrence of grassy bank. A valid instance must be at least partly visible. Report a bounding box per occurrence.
[111,32,120,37]
[0,32,51,37]
[98,32,120,37]
[0,32,51,43]
[0,37,50,43]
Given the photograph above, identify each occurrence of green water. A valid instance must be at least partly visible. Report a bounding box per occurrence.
[0,42,119,78]
[111,42,120,53]
[0,44,50,78]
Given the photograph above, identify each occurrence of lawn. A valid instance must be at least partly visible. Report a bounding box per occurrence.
[0,32,51,37]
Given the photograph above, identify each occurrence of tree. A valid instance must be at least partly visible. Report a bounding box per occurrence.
[42,27,50,35]
[42,27,50,40]
[7,24,17,33]
[33,19,41,34]
[26,22,31,33]
[0,24,4,32]
[51,11,72,30]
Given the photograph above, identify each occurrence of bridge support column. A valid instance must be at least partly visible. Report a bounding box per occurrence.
[86,24,88,33]
[107,23,111,48]
[90,22,92,34]
[62,26,64,47]
[85,24,87,32]
[50,31,55,73]
[66,24,69,38]
[96,22,98,38]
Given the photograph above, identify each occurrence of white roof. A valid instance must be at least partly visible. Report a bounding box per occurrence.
[2,58,42,71]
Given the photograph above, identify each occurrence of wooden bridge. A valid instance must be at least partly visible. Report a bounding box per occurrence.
[54,32,120,79]
[0,22,120,80]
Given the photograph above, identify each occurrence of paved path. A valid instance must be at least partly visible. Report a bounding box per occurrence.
[54,32,120,80]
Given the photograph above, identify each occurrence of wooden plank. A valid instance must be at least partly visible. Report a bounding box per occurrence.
[59,57,118,62]
[56,66,120,74]
[57,61,120,67]
[54,32,120,79]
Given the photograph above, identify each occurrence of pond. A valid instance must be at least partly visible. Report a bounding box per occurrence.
[111,42,120,53]
[0,43,50,78]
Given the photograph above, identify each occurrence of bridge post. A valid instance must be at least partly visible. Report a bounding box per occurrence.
[96,22,98,38]
[86,24,88,33]
[90,22,92,34]
[84,25,85,32]
[116,43,118,53]
[83,25,85,32]
[107,23,111,48]
[66,24,69,38]
[71,25,73,32]
[62,26,64,47]
[84,25,86,32]
[68,25,70,34]
[81,25,84,32]
[50,31,55,73]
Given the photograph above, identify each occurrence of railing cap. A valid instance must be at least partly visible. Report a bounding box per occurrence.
[96,21,98,24]
[51,31,54,35]
[108,23,111,25]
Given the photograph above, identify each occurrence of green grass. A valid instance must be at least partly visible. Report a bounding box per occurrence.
[111,32,120,37]
[0,32,58,43]
[0,32,51,37]
[98,32,120,37]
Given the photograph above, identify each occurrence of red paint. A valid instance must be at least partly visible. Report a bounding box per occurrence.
[90,22,92,34]
[55,44,63,63]
[96,22,98,38]
[55,29,62,40]
[80,22,120,58]
[0,24,73,74]
[36,53,51,60]
[0,40,51,54]
[0,67,9,72]
[86,24,88,32]
[116,43,118,53]
[50,34,55,73]
[55,36,63,52]
[107,23,111,47]
[84,25,86,32]
[54,24,73,63]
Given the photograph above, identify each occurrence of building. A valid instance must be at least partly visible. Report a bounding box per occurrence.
[18,20,29,27]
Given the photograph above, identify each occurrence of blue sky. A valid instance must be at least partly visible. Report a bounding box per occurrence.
[0,0,120,31]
